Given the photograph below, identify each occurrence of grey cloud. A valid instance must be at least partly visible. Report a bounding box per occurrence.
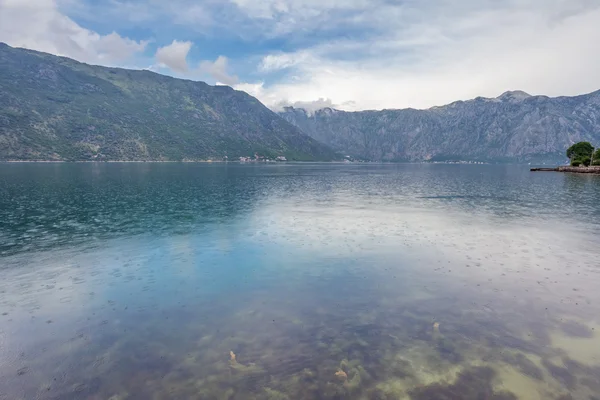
[199,56,239,85]
[155,40,193,72]
[241,0,600,110]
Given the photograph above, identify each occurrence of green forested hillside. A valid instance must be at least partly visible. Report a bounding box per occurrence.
[0,43,337,161]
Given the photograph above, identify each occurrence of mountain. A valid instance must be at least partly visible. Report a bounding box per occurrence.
[0,43,337,161]
[279,90,600,162]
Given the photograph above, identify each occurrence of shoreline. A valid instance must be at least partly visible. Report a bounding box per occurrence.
[0,160,568,165]
[531,166,600,174]
[0,160,352,164]
[0,160,229,163]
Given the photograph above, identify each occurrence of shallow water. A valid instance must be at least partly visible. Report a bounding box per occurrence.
[1,163,600,400]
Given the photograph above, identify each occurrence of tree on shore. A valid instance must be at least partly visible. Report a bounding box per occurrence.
[593,149,600,166]
[567,142,594,166]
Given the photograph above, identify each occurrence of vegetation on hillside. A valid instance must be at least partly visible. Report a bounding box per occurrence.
[0,43,338,161]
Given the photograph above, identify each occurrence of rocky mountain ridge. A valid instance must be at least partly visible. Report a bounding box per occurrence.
[279,90,600,162]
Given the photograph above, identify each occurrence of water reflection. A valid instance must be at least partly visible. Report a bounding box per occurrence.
[0,163,267,256]
[0,163,599,399]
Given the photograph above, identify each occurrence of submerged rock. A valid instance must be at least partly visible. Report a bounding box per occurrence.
[501,353,544,380]
[335,369,348,381]
[559,320,594,338]
[542,360,577,389]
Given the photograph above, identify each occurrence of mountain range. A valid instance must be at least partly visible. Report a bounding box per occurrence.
[1,42,599,163]
[279,90,600,162]
[0,43,336,161]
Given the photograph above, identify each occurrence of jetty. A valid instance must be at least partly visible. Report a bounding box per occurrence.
[531,166,600,174]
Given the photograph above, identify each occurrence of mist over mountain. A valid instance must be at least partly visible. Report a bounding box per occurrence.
[279,90,600,162]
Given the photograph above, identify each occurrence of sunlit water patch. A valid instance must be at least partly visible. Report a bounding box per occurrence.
[1,163,599,399]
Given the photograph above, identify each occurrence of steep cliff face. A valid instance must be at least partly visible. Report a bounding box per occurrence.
[279,91,600,162]
[0,43,338,161]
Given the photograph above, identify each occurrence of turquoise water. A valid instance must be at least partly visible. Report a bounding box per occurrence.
[1,163,600,399]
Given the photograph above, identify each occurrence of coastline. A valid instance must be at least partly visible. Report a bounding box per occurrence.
[531,166,600,174]
[0,159,304,163]
[0,160,352,164]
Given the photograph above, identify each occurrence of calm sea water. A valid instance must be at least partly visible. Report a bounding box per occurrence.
[1,163,600,400]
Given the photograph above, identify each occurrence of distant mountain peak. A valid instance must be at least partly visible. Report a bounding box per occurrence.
[282,105,341,117]
[318,107,338,115]
[497,90,532,102]
[278,88,600,163]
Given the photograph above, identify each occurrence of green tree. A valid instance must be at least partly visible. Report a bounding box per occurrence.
[572,156,591,167]
[593,149,600,166]
[567,142,594,159]
[567,142,594,166]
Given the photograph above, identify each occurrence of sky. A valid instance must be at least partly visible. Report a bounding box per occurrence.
[1,0,599,112]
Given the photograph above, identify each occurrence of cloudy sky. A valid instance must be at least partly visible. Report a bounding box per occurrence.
[1,0,599,111]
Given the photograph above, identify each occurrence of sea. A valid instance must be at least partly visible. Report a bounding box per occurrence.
[1,163,599,399]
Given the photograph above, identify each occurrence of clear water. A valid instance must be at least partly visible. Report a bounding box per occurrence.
[1,163,599,400]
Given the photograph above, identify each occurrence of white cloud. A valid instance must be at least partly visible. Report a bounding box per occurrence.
[199,55,239,85]
[260,51,314,72]
[234,82,274,106]
[239,0,600,111]
[0,0,147,65]
[230,0,371,20]
[171,3,213,27]
[2,0,599,111]
[151,38,239,85]
[155,40,193,72]
[152,42,239,86]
